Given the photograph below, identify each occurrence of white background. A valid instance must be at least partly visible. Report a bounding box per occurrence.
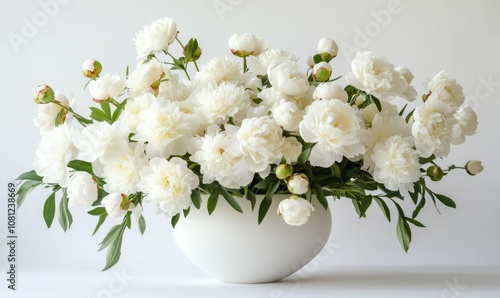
[1,0,499,297]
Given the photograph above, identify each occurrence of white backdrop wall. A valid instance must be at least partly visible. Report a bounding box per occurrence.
[0,0,499,293]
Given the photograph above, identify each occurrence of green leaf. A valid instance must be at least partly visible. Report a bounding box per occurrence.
[219,187,243,213]
[138,215,146,235]
[418,154,436,165]
[312,54,323,64]
[67,160,93,173]
[398,103,408,116]
[330,163,342,179]
[90,107,112,123]
[312,182,328,210]
[58,189,73,232]
[405,109,415,123]
[435,194,456,208]
[112,99,127,121]
[124,212,132,229]
[16,170,42,181]
[99,224,122,251]
[258,197,273,225]
[102,225,125,271]
[92,213,107,236]
[373,197,391,222]
[171,213,180,228]
[43,192,56,228]
[183,207,191,218]
[100,101,112,118]
[297,146,312,164]
[190,190,202,209]
[412,195,426,219]
[259,177,280,224]
[17,180,42,207]
[405,217,426,228]
[358,194,373,218]
[88,207,107,216]
[369,94,382,112]
[207,189,220,215]
[246,188,257,211]
[253,175,275,190]
[396,216,411,252]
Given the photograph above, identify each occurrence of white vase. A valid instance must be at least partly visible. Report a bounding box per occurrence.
[172,194,332,283]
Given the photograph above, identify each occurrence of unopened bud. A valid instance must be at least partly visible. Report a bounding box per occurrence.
[287,173,309,195]
[317,37,338,62]
[313,62,332,82]
[427,165,444,181]
[82,59,102,79]
[465,160,483,176]
[276,164,293,180]
[33,85,55,104]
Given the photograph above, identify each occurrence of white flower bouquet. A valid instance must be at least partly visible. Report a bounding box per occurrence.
[19,17,482,271]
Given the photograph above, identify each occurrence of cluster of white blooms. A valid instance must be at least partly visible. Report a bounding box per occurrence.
[30,17,480,229]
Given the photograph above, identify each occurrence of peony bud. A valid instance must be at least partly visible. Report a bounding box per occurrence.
[317,37,338,62]
[33,85,55,104]
[228,33,267,57]
[276,164,293,180]
[101,193,128,218]
[82,59,102,79]
[427,165,444,181]
[277,195,315,226]
[465,160,483,176]
[313,61,332,82]
[287,173,309,195]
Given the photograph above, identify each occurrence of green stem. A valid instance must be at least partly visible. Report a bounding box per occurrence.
[52,102,91,126]
[108,98,121,107]
[243,56,247,72]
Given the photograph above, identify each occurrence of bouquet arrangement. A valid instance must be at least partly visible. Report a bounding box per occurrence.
[18,17,482,270]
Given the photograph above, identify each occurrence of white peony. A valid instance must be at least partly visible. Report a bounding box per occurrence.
[412,98,456,158]
[361,100,399,126]
[450,105,478,145]
[425,71,465,108]
[228,33,267,57]
[237,116,284,175]
[346,51,407,100]
[271,100,303,131]
[395,65,417,101]
[101,143,149,194]
[134,17,177,57]
[300,99,366,167]
[190,126,253,188]
[138,157,199,216]
[247,49,298,76]
[282,137,303,164]
[158,80,194,102]
[362,111,412,172]
[371,135,421,197]
[465,160,483,176]
[277,196,315,226]
[313,83,348,103]
[287,173,309,195]
[258,87,292,110]
[134,99,199,158]
[268,60,310,97]
[101,193,128,218]
[127,60,178,99]
[67,172,97,208]
[33,91,73,134]
[88,73,125,101]
[73,121,129,164]
[119,93,155,133]
[33,124,77,187]
[192,81,250,125]
[195,56,242,86]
